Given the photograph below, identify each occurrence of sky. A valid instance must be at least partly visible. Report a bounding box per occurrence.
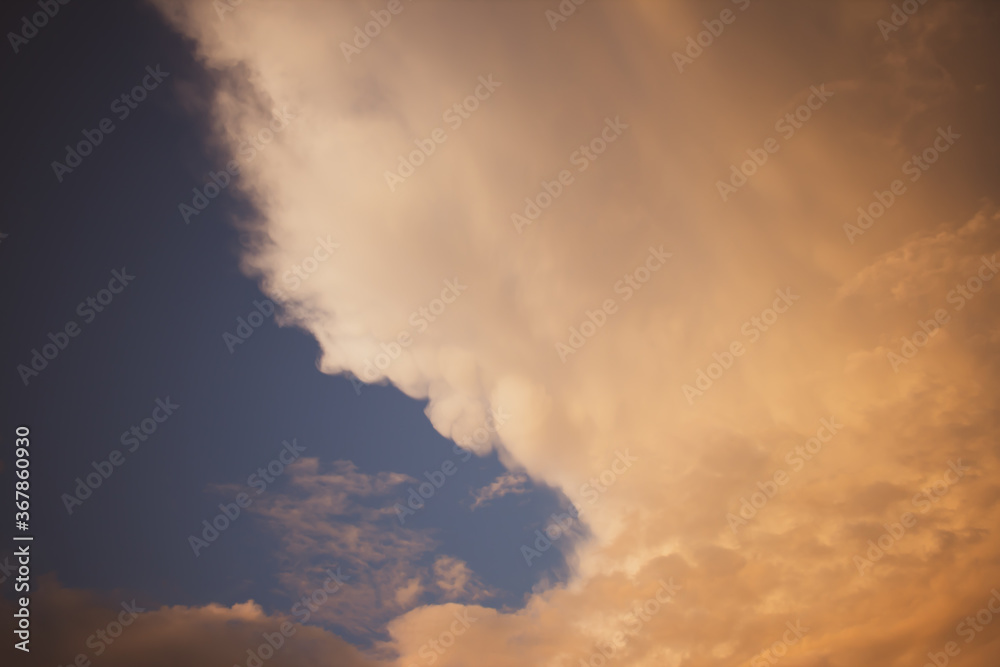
[2,0,1000,666]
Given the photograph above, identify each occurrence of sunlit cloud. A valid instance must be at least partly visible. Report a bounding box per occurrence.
[147,0,1000,664]
[470,471,529,510]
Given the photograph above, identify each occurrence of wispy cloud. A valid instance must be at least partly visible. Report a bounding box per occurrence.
[249,459,489,642]
[470,471,529,510]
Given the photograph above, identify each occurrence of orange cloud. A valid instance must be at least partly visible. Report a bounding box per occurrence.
[149,0,1000,664]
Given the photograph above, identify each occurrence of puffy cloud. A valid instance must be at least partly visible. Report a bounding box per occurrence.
[0,575,378,667]
[151,0,1000,664]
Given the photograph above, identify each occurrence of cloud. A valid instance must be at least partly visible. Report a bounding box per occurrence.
[432,555,491,602]
[248,458,490,643]
[470,471,529,510]
[151,0,1000,664]
[0,575,379,667]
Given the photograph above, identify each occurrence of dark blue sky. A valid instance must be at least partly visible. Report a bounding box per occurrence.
[0,0,567,642]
